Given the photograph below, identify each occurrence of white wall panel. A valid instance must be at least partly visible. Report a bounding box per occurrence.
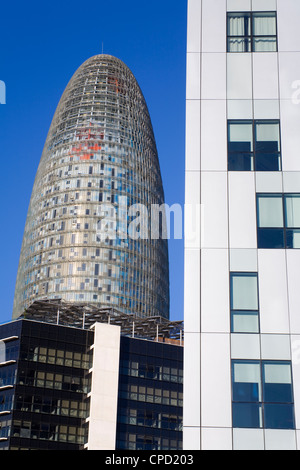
[202,428,233,450]
[255,172,283,193]
[278,52,300,101]
[280,99,300,172]
[183,333,201,428]
[286,251,300,334]
[187,0,202,53]
[292,335,300,430]
[261,335,291,360]
[253,53,279,100]
[87,323,120,450]
[277,0,300,52]
[201,249,230,333]
[283,172,300,193]
[297,431,300,451]
[227,0,251,11]
[202,0,226,53]
[183,427,201,451]
[186,53,201,100]
[201,53,226,99]
[201,172,228,248]
[230,249,258,272]
[252,0,277,11]
[228,172,257,249]
[231,334,261,360]
[264,430,297,450]
[254,100,280,120]
[233,429,265,451]
[186,100,201,171]
[227,54,252,100]
[185,172,201,206]
[258,250,290,334]
[201,100,227,171]
[184,249,200,333]
[227,100,253,120]
[201,333,232,428]
[185,171,201,250]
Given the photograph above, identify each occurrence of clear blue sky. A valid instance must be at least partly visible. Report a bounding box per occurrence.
[0,0,187,324]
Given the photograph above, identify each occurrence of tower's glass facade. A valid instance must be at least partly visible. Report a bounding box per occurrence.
[13,55,169,320]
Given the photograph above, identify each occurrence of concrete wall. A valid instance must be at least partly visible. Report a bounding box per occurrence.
[86,323,121,450]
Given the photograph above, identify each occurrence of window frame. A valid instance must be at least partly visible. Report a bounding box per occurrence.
[257,193,300,249]
[232,360,295,430]
[230,272,260,334]
[227,11,278,53]
[228,119,282,172]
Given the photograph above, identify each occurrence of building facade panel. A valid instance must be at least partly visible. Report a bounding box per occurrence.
[201,53,227,99]
[252,53,279,100]
[187,0,202,53]
[183,332,201,428]
[184,0,300,450]
[258,250,290,334]
[201,172,228,248]
[186,100,201,172]
[86,323,121,450]
[184,250,200,333]
[201,100,227,171]
[227,54,253,100]
[201,249,230,333]
[277,0,300,52]
[200,333,232,428]
[201,427,233,451]
[202,0,227,53]
[228,172,257,249]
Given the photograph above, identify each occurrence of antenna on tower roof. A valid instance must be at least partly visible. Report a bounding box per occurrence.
[102,42,104,55]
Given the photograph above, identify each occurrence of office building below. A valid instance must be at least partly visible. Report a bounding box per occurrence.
[0,300,183,450]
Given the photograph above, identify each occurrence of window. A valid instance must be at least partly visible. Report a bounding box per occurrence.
[227,12,277,52]
[230,273,259,333]
[257,194,300,248]
[228,120,281,171]
[232,361,295,429]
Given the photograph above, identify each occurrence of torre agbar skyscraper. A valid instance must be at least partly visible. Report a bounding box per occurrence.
[184,0,300,451]
[12,55,169,320]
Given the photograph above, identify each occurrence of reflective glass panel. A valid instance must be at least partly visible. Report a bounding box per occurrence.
[285,195,300,228]
[228,14,251,37]
[232,361,262,402]
[232,311,259,334]
[231,274,258,311]
[228,37,252,53]
[252,13,277,36]
[263,363,293,404]
[232,403,262,429]
[286,229,300,249]
[257,195,284,228]
[255,121,281,171]
[228,122,254,171]
[227,12,277,53]
[252,12,277,53]
[257,228,285,249]
[253,37,277,52]
[264,404,295,430]
[232,360,295,430]
[228,122,253,151]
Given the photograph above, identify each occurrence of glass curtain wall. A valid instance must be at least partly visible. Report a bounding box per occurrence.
[12,55,170,320]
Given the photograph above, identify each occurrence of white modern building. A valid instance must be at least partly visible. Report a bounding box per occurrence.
[184,0,300,450]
